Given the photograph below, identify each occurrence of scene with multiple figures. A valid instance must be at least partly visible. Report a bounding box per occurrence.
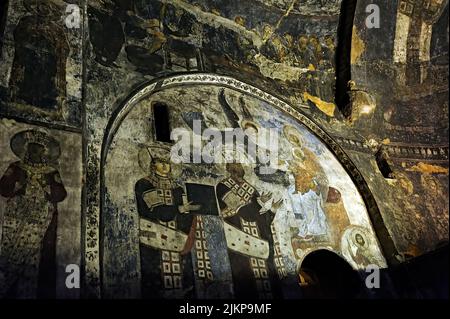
[0,0,448,301]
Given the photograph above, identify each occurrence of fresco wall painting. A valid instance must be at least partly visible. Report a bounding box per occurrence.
[102,82,387,298]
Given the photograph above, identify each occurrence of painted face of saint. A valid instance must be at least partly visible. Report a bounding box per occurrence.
[244,123,259,140]
[355,234,366,246]
[226,163,245,179]
[292,147,305,162]
[26,142,47,164]
[154,159,171,176]
[298,36,308,50]
[289,135,301,146]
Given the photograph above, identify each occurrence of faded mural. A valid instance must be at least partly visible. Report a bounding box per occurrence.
[0,120,82,299]
[103,83,387,299]
[0,0,446,301]
[0,0,83,129]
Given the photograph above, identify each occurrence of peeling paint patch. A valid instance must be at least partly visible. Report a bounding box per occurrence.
[393,12,411,63]
[254,53,309,81]
[348,86,377,122]
[0,118,17,128]
[390,172,415,196]
[351,26,365,64]
[303,92,336,117]
[264,0,298,45]
[406,162,449,174]
[161,0,263,48]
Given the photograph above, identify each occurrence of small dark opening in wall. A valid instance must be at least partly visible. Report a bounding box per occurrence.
[376,149,395,179]
[335,0,357,118]
[0,0,9,58]
[153,102,172,143]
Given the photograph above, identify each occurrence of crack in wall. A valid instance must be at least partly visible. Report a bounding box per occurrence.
[262,0,298,45]
[158,0,264,48]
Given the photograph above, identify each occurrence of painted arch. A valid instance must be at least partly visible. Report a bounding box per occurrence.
[98,73,388,298]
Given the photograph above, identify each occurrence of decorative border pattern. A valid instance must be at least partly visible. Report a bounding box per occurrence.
[334,136,449,162]
[160,74,309,112]
[334,137,372,152]
[88,73,399,297]
[382,144,449,162]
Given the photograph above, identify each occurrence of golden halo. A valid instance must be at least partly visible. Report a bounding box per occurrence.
[353,232,368,248]
[11,129,60,163]
[292,147,305,161]
[348,227,371,248]
[241,120,260,133]
[283,125,303,146]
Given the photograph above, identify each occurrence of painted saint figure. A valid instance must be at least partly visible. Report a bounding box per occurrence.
[283,125,329,241]
[135,145,201,298]
[9,1,69,109]
[287,182,328,239]
[341,226,383,269]
[216,163,283,299]
[0,130,66,298]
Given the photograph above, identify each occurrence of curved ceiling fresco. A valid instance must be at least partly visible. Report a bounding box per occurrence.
[102,77,386,298]
[0,0,447,301]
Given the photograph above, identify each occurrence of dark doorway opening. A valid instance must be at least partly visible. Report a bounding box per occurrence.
[299,250,366,299]
[153,102,172,143]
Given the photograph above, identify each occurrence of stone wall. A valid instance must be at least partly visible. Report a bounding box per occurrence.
[0,0,448,298]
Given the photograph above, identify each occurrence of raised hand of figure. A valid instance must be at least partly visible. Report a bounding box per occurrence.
[179,201,201,214]
[10,167,27,194]
[259,191,272,204]
[271,198,284,213]
[188,204,202,212]
[258,192,273,214]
